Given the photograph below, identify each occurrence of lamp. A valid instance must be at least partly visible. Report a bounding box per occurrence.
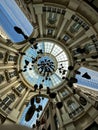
[14,26,28,40]
[68,66,74,71]
[34,84,38,91]
[49,92,56,99]
[82,72,91,79]
[30,97,34,105]
[56,102,63,109]
[25,105,36,121]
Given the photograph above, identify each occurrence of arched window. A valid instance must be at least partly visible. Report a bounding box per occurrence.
[0,93,15,111]
[48,12,57,24]
[67,100,78,111]
[70,22,81,33]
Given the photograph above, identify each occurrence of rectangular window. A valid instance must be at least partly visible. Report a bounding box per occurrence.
[16,84,25,93]
[47,7,51,12]
[3,97,9,103]
[9,70,17,78]
[63,34,70,42]
[6,100,12,106]
[81,22,89,31]
[2,105,7,111]
[57,8,61,14]
[71,15,89,31]
[61,91,68,97]
[69,102,77,111]
[62,10,66,15]
[70,22,81,33]
[43,7,46,12]
[52,8,56,13]
[47,29,53,35]
[84,43,96,53]
[71,15,76,20]
[8,55,17,61]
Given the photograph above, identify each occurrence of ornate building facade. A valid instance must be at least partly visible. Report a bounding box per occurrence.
[0,0,98,130]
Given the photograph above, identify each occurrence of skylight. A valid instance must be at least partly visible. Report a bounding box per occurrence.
[76,67,98,91]
[0,0,33,42]
[21,41,69,88]
[20,97,48,128]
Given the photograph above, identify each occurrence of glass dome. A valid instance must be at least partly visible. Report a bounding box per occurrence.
[21,41,69,89]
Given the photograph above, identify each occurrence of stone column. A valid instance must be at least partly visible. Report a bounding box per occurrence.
[49,102,56,130]
[55,93,65,130]
[0,80,19,95]
[34,5,43,37]
[16,89,30,111]
[55,108,64,130]
[56,18,67,39]
[28,3,36,24]
[0,43,18,53]
[56,93,66,114]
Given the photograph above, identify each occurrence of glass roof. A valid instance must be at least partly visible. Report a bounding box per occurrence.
[76,67,98,91]
[0,0,33,43]
[20,97,48,128]
[21,41,69,88]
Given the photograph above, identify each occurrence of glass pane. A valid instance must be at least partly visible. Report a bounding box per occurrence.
[76,67,98,91]
[21,41,69,88]
[6,100,12,106]
[51,44,62,56]
[3,97,9,103]
[45,42,54,53]
[20,97,48,128]
[70,22,81,33]
[16,85,25,92]
[56,52,67,62]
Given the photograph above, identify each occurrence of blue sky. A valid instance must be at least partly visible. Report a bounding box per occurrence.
[76,67,98,91]
[20,97,48,128]
[0,0,33,43]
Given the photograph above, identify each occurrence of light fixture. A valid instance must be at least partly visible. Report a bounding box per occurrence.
[68,66,74,71]
[34,84,38,91]
[14,26,28,40]
[25,105,36,121]
[56,102,63,109]
[49,92,56,99]
[30,97,34,105]
[82,72,91,79]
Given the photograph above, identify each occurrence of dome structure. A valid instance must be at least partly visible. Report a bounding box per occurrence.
[20,40,70,89]
[0,0,98,130]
